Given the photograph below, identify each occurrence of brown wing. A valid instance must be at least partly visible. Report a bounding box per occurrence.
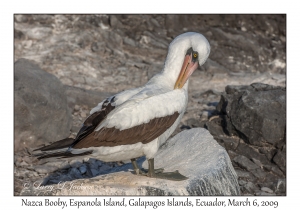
[70,97,116,147]
[72,111,180,148]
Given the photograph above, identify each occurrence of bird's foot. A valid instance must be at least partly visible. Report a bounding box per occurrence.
[131,158,188,181]
[147,170,188,181]
[135,168,164,176]
[131,158,163,176]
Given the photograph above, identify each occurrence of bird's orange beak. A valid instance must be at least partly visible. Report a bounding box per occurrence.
[174,53,199,89]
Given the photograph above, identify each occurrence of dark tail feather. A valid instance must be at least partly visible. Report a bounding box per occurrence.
[34,150,93,160]
[33,138,75,151]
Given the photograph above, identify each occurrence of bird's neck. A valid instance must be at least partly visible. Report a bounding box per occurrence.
[160,52,189,90]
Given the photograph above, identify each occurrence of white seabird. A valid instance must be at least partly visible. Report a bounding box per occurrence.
[34,32,210,181]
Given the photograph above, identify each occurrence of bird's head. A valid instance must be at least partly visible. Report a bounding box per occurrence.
[164,32,210,89]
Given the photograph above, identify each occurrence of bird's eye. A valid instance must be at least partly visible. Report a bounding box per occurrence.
[193,53,198,58]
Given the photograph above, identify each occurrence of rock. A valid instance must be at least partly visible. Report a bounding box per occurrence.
[79,165,87,174]
[238,179,247,186]
[14,59,72,151]
[69,159,83,168]
[251,158,263,168]
[274,179,286,194]
[217,83,286,147]
[241,182,259,194]
[263,165,284,177]
[233,155,259,171]
[255,191,276,196]
[64,85,113,110]
[205,116,227,137]
[272,145,286,174]
[34,165,58,174]
[249,168,268,181]
[235,140,270,165]
[261,187,274,193]
[68,168,83,179]
[20,128,240,196]
[186,118,201,128]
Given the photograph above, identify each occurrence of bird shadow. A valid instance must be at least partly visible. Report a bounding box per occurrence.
[41,156,146,186]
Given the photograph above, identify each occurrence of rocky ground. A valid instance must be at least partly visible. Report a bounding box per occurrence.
[14,14,286,196]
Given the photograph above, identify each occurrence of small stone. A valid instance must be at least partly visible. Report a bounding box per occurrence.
[238,180,247,186]
[274,179,286,193]
[235,169,255,180]
[261,187,274,193]
[19,161,28,167]
[242,182,259,194]
[251,158,263,168]
[68,168,82,179]
[70,159,83,168]
[79,165,87,174]
[90,168,99,177]
[74,105,80,111]
[249,168,268,181]
[233,155,260,171]
[186,118,201,128]
[59,161,71,170]
[255,191,276,196]
[263,165,284,177]
[99,164,112,172]
[23,156,32,164]
[96,160,103,167]
[34,165,58,174]
[80,112,87,118]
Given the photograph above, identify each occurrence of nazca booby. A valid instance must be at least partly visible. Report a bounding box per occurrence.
[34,32,210,181]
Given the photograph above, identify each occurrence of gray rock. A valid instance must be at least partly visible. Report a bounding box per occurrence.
[14,59,72,151]
[233,155,259,171]
[249,168,269,181]
[217,83,286,147]
[255,191,276,196]
[263,165,285,177]
[235,140,270,165]
[20,128,240,196]
[272,145,286,174]
[69,159,83,168]
[68,168,83,179]
[274,179,286,194]
[79,165,87,174]
[251,158,263,168]
[34,165,58,174]
[261,187,274,193]
[238,179,247,186]
[186,118,201,128]
[241,182,259,194]
[64,85,113,110]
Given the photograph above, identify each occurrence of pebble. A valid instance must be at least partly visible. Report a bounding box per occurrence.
[68,168,83,179]
[238,179,247,186]
[99,164,112,172]
[34,165,58,174]
[70,159,83,168]
[74,105,80,111]
[255,191,276,196]
[90,168,99,177]
[22,156,32,164]
[251,158,263,168]
[261,187,274,193]
[79,165,87,174]
[80,112,87,118]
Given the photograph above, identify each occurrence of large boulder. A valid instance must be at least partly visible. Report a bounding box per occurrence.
[216,83,286,147]
[20,128,240,196]
[205,83,286,195]
[14,59,72,151]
